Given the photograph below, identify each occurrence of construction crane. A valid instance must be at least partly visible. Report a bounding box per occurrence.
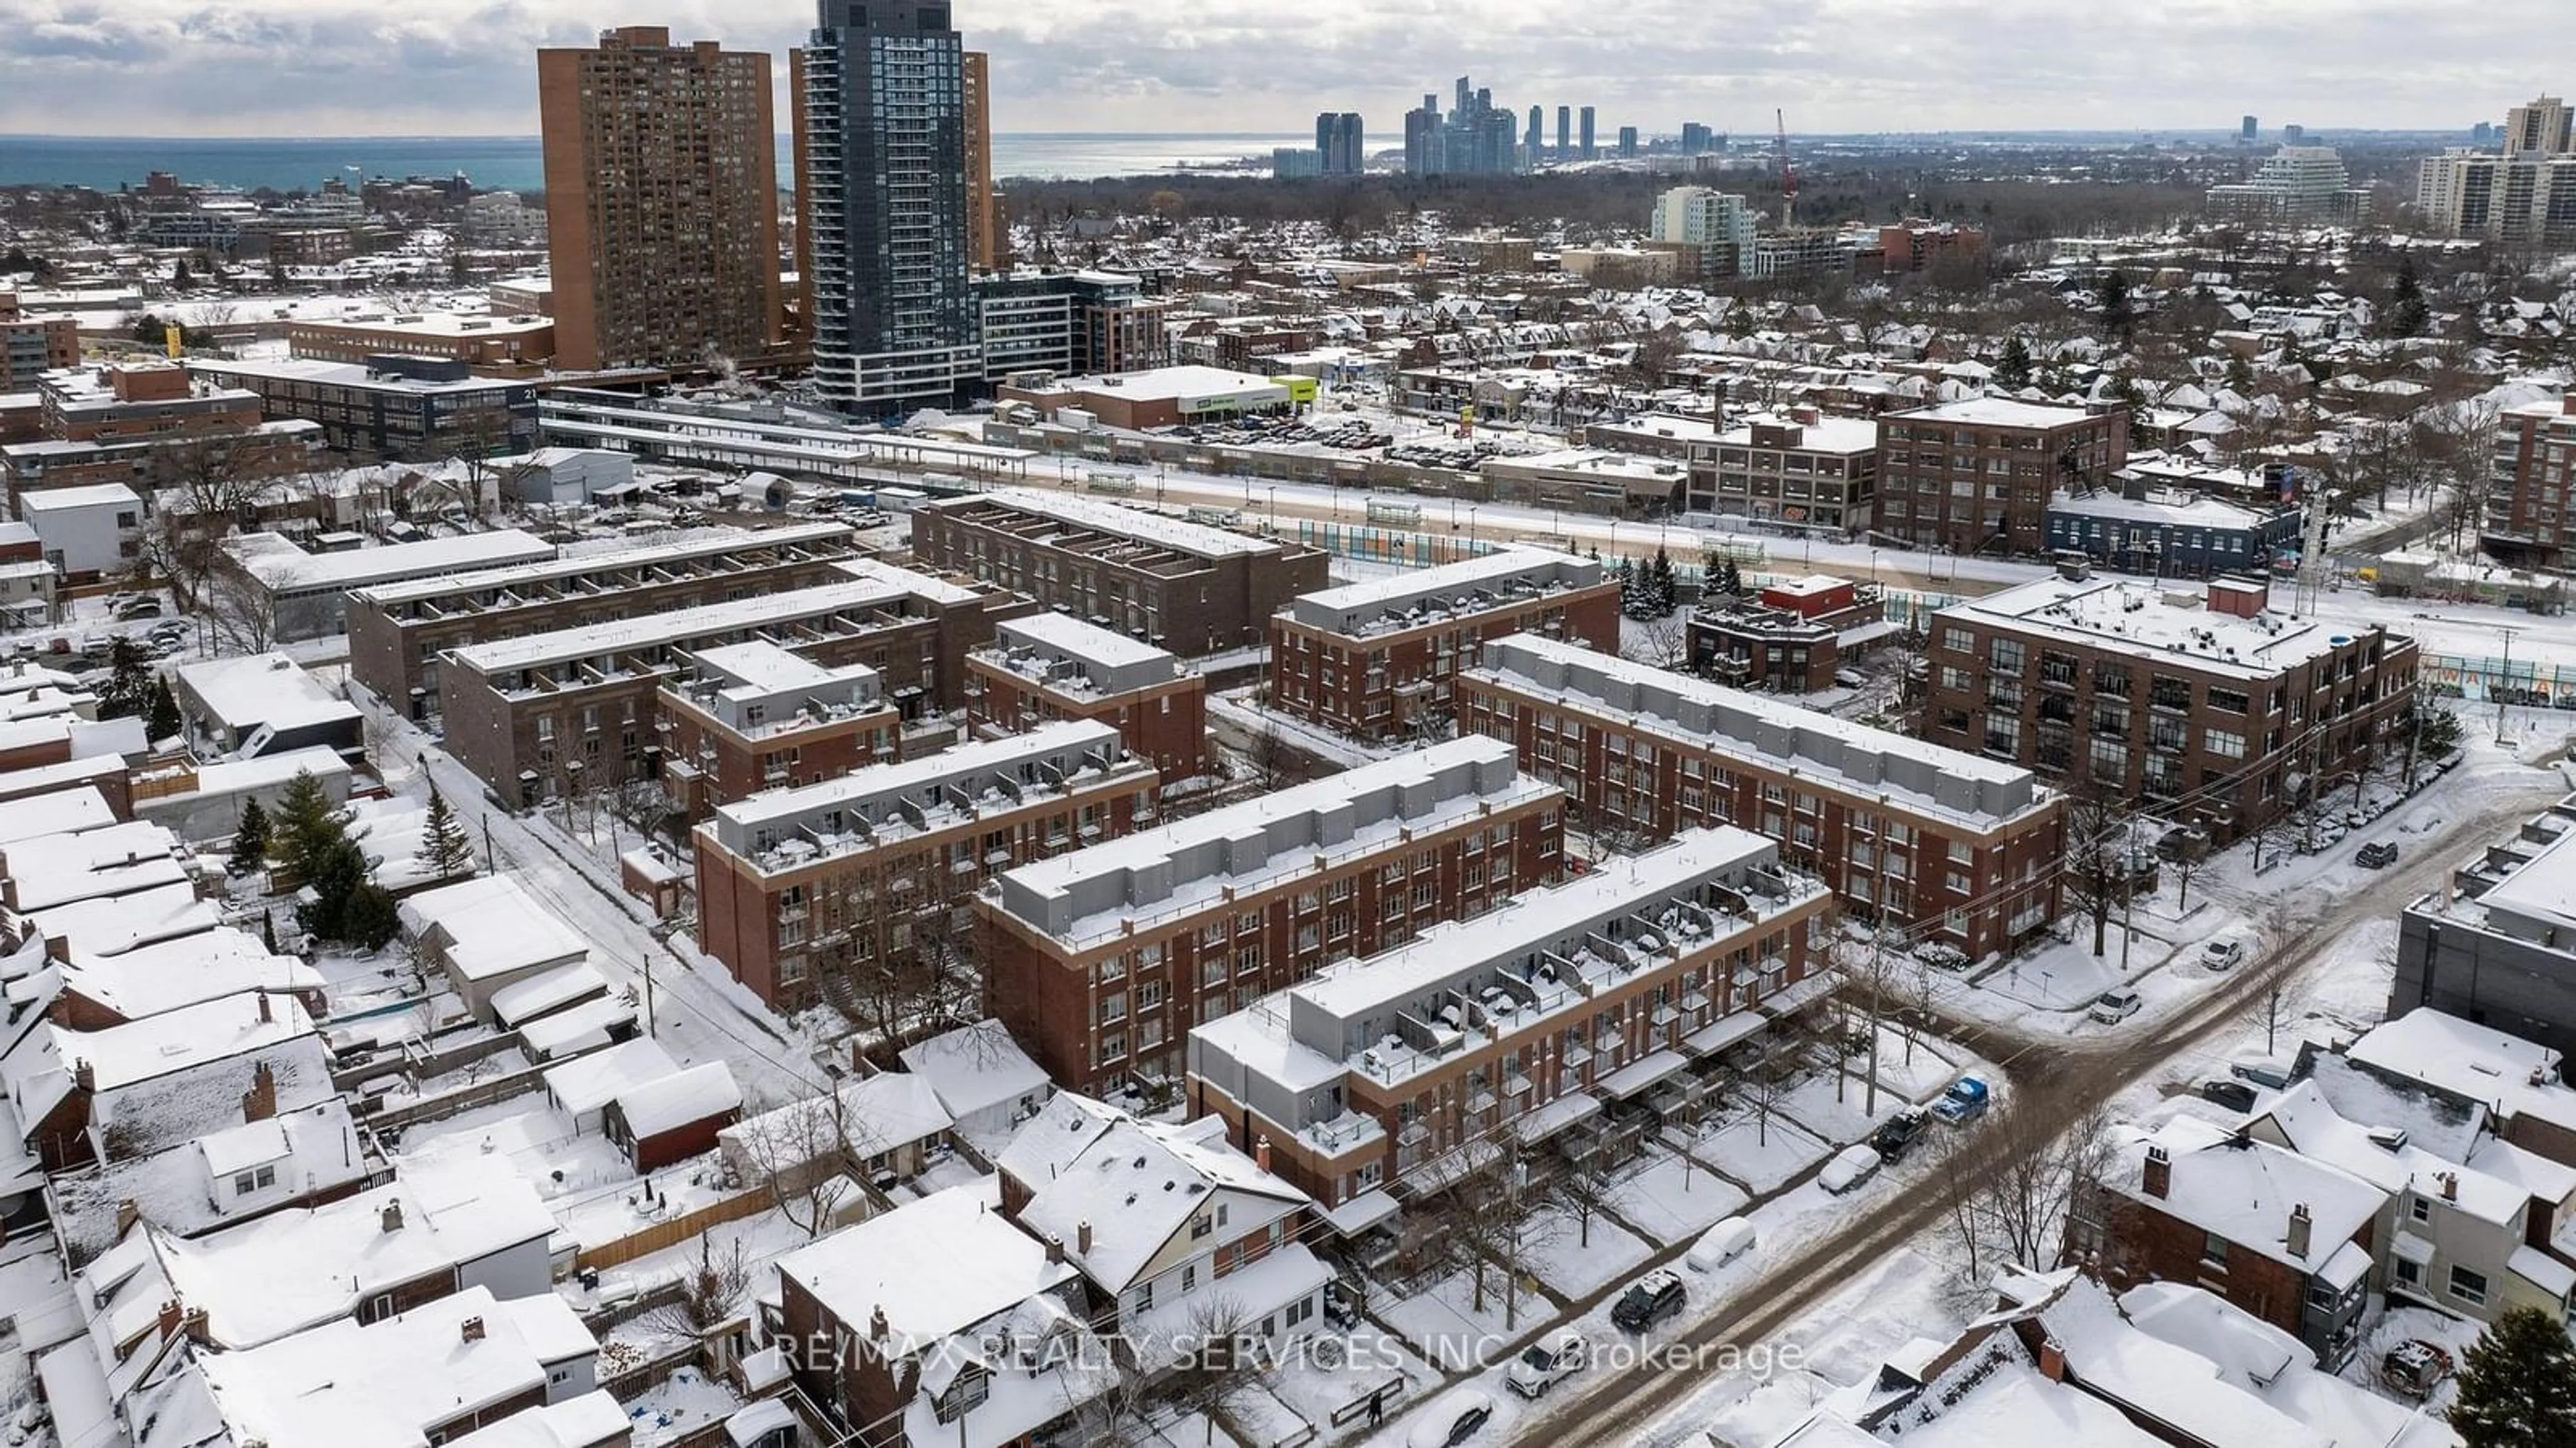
[1774,108,1799,228]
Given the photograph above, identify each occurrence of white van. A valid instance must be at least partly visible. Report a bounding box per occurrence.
[1686,1217,1757,1272]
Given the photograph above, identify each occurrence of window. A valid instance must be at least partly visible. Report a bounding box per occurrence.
[2201,1232,2229,1268]
[2410,1194,2431,1223]
[231,1163,276,1196]
[2449,1265,2489,1306]
[1099,992,1128,1023]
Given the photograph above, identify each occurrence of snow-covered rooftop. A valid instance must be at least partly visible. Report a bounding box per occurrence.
[774,1176,1079,1357]
[989,735,1545,945]
[347,521,853,608]
[896,1019,1051,1128]
[1282,548,1603,634]
[930,487,1285,560]
[1893,395,2103,430]
[445,574,913,676]
[2349,1008,2576,1134]
[399,874,588,984]
[1470,633,2047,829]
[171,651,359,733]
[1934,573,2402,680]
[2107,1117,2385,1274]
[221,528,553,594]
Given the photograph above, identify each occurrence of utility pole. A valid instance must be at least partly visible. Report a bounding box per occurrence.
[2497,624,2524,744]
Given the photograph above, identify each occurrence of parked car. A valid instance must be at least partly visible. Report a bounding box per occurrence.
[2230,1057,2296,1090]
[1506,1330,1588,1398]
[2200,1079,2259,1113]
[2088,988,2143,1025]
[2357,841,2400,869]
[1409,1389,1496,1448]
[113,597,162,619]
[2380,1341,2454,1400]
[1610,1269,1686,1332]
[1820,1143,1884,1194]
[1870,1109,1927,1163]
[1685,1217,1758,1272]
[2200,939,2245,971]
[1929,1077,1992,1125]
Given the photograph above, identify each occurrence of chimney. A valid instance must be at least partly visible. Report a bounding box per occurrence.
[1254,1134,1273,1174]
[2142,1144,2171,1200]
[181,1307,209,1345]
[115,1199,140,1239]
[2441,1171,2459,1202]
[869,1304,890,1342]
[380,1200,405,1233]
[460,1314,485,1344]
[1044,1234,1064,1263]
[2286,1202,2312,1259]
[255,990,272,1024]
[1077,1220,1093,1256]
[157,1298,182,1341]
[241,1062,277,1123]
[43,933,68,965]
[2037,1339,2067,1382]
[73,1059,94,1094]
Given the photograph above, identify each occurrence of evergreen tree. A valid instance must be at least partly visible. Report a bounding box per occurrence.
[2223,352,2255,394]
[228,799,270,876]
[270,769,346,884]
[297,838,369,941]
[2095,269,2135,341]
[171,258,193,290]
[2447,1304,2576,1448]
[1617,556,1642,617]
[98,637,151,719]
[340,884,403,952]
[1649,548,1676,617]
[145,677,180,742]
[2387,256,2430,338]
[259,909,278,953]
[1716,559,1743,597]
[419,788,476,880]
[1994,335,2035,391]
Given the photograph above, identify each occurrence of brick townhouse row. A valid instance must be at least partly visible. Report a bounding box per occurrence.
[694,720,1159,1009]
[1189,827,1833,1209]
[1266,548,1621,744]
[909,487,1328,657]
[1459,633,2063,960]
[345,520,859,713]
[965,610,1210,782]
[437,558,1030,803]
[975,736,1566,1092]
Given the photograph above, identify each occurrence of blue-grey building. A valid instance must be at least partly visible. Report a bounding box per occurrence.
[2044,486,2300,580]
[803,0,979,414]
[2394,796,2576,1063]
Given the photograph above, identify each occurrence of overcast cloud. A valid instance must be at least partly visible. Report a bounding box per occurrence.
[1,0,2568,137]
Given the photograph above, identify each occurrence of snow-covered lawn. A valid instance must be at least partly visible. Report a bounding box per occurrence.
[1377,1264,1550,1370]
[1612,1150,1751,1246]
[1695,1246,1966,1447]
[1778,1070,1924,1148]
[1521,1208,1653,1298]
[1696,1116,1833,1195]
[1256,1330,1433,1446]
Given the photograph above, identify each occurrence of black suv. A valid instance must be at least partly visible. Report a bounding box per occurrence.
[1870,1109,1927,1163]
[1611,1270,1686,1332]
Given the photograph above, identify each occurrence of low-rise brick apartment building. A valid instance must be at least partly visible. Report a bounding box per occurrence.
[437,558,1030,803]
[1189,827,1831,1210]
[1921,569,2418,845]
[909,488,1328,657]
[1267,549,1621,743]
[0,293,77,389]
[694,721,1159,1009]
[1684,574,1887,694]
[1875,396,2127,554]
[658,643,906,821]
[188,355,539,461]
[977,737,1566,1092]
[965,611,1209,782]
[2479,392,2576,568]
[1462,633,2062,960]
[2,362,320,503]
[345,521,859,715]
[1686,410,1881,535]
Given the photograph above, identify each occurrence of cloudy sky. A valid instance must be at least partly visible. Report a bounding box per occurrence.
[3,0,2569,138]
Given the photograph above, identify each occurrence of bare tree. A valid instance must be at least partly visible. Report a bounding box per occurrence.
[643,1233,752,1339]
[1554,1140,1624,1250]
[1621,611,1690,670]
[1243,717,1293,791]
[1741,1043,1790,1149]
[1430,1135,1556,1330]
[2061,770,2135,958]
[1929,1101,2116,1280]
[1147,1294,1269,1444]
[2167,833,2211,914]
[727,1082,887,1240]
[202,562,285,654]
[1833,931,1902,1118]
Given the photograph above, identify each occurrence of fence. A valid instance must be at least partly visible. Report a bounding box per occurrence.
[360,1064,550,1132]
[577,1186,775,1272]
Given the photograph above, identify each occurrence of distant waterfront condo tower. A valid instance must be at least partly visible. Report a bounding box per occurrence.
[1527,105,1543,159]
[537,27,780,372]
[1314,111,1365,174]
[1580,105,1597,160]
[1556,105,1572,157]
[800,0,979,414]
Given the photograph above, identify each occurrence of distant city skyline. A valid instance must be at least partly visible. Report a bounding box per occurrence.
[1,0,2566,139]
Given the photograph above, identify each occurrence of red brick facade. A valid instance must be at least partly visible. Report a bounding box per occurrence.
[966,654,1208,782]
[1267,576,1621,743]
